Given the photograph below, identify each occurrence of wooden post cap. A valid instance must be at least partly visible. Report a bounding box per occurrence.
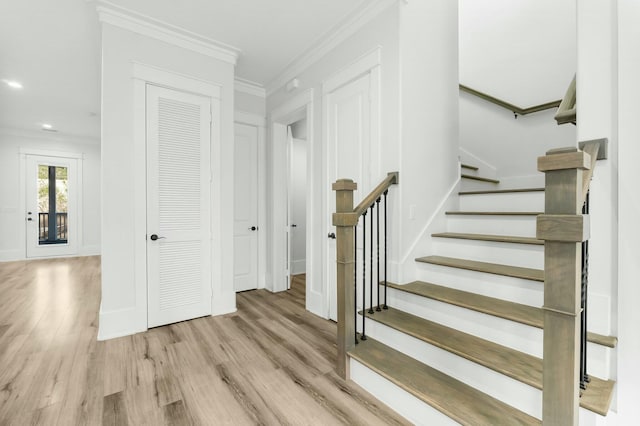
[538,150,591,172]
[332,179,357,191]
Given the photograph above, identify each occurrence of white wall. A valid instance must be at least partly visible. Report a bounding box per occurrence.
[459,0,577,186]
[99,23,235,339]
[460,0,576,106]
[616,0,640,422]
[396,0,459,281]
[235,90,265,116]
[0,130,101,261]
[290,137,307,275]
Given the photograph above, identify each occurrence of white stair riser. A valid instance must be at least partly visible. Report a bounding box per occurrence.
[382,288,543,357]
[350,359,461,426]
[432,239,544,269]
[414,262,543,307]
[459,192,544,211]
[460,178,500,192]
[446,215,538,237]
[363,319,542,419]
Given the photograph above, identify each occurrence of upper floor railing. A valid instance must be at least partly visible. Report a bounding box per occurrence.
[459,84,562,118]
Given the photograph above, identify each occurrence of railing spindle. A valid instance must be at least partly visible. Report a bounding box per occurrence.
[368,205,374,315]
[376,197,381,311]
[354,223,358,345]
[383,190,388,309]
[580,191,591,390]
[361,210,367,341]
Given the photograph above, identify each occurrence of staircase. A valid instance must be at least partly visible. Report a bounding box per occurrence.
[340,160,616,425]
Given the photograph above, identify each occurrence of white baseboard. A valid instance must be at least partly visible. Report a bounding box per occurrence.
[79,244,101,256]
[0,249,23,262]
[97,306,146,341]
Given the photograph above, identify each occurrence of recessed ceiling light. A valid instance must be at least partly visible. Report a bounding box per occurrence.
[2,79,23,89]
[42,123,54,130]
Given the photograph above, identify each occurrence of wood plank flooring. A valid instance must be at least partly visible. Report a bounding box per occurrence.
[0,258,408,426]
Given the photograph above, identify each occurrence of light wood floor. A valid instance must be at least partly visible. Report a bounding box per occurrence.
[0,257,408,425]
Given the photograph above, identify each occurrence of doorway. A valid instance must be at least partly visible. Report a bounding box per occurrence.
[25,154,79,258]
[288,119,308,288]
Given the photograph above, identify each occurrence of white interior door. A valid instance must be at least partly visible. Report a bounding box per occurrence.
[233,122,259,292]
[289,137,307,276]
[326,73,372,321]
[25,155,79,258]
[146,84,212,328]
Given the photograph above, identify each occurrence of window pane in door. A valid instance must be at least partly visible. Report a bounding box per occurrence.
[37,165,69,244]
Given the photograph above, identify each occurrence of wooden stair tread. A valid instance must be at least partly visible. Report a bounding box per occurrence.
[432,232,544,245]
[387,281,542,328]
[461,174,500,184]
[362,307,543,389]
[581,376,616,416]
[461,163,479,171]
[459,188,544,195]
[385,281,617,348]
[416,255,544,282]
[358,309,615,416]
[446,211,542,216]
[348,337,541,426]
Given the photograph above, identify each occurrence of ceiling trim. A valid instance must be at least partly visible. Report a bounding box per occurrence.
[96,1,241,65]
[235,78,266,98]
[265,0,401,96]
[0,127,101,145]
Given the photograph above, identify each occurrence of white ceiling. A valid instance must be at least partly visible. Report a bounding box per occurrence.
[0,0,366,140]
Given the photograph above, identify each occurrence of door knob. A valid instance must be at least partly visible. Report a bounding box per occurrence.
[150,234,165,241]
[249,226,257,231]
[328,232,336,239]
[27,218,33,221]
[291,224,297,228]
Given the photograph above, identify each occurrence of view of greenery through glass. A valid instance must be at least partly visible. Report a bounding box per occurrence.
[38,165,68,213]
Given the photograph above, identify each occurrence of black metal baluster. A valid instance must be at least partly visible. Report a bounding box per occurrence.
[580,191,591,390]
[376,197,381,311]
[368,204,375,314]
[361,211,367,341]
[354,222,358,345]
[383,190,388,309]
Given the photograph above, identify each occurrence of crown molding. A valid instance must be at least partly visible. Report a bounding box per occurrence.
[265,0,400,96]
[235,77,266,98]
[0,126,100,145]
[96,1,241,65]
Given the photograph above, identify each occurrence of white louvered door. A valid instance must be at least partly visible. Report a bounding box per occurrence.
[146,85,212,328]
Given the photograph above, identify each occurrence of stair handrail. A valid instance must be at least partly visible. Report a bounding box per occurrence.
[459,84,562,117]
[536,138,606,424]
[332,171,399,380]
[353,172,399,216]
[554,74,577,125]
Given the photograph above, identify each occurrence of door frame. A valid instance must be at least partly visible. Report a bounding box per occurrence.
[321,47,381,319]
[234,111,267,290]
[269,89,319,311]
[19,148,84,259]
[132,63,222,332]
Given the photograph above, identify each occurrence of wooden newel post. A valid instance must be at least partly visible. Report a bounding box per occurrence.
[332,179,359,380]
[537,147,591,425]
